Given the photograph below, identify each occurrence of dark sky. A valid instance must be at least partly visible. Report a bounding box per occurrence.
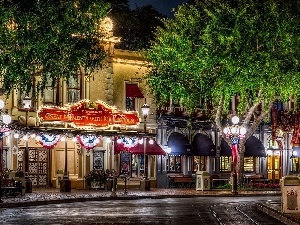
[129,0,188,18]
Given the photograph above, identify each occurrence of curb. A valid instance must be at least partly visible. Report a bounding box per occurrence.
[0,192,281,209]
[257,203,300,225]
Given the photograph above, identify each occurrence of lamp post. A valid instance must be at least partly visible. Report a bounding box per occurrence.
[141,103,150,133]
[141,102,150,191]
[0,99,11,202]
[223,116,246,194]
[22,96,32,193]
[141,102,149,177]
[23,96,31,129]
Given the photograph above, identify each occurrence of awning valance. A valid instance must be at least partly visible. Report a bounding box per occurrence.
[167,132,193,156]
[126,83,144,98]
[220,136,266,157]
[192,133,216,156]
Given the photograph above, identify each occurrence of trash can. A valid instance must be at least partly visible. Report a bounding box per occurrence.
[196,171,211,191]
[281,176,300,213]
[56,170,64,189]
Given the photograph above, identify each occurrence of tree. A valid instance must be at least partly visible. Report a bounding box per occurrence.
[107,0,165,51]
[146,0,300,181]
[0,0,110,95]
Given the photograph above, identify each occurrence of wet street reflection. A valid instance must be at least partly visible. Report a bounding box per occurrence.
[0,196,282,225]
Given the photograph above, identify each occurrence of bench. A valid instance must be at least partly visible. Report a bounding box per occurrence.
[244,174,266,188]
[168,176,194,188]
[210,175,230,188]
[1,179,25,197]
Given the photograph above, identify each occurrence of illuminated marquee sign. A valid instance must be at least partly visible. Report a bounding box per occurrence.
[38,100,139,127]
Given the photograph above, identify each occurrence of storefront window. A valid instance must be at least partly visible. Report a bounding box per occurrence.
[244,157,254,172]
[220,156,231,171]
[167,156,181,172]
[131,154,145,178]
[192,156,206,172]
[291,158,300,172]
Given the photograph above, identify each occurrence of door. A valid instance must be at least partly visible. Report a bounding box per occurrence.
[267,151,281,182]
[18,147,49,187]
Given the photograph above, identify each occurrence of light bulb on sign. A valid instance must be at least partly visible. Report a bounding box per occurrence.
[14,133,19,139]
[61,136,66,142]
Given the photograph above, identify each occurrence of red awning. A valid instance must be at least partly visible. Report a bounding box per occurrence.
[114,137,166,156]
[126,83,144,98]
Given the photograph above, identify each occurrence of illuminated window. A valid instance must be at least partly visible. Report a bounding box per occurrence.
[167,156,181,172]
[244,157,254,172]
[220,156,231,171]
[291,158,300,172]
[131,154,145,178]
[192,156,206,172]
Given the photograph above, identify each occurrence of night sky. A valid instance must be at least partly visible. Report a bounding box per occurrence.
[129,0,188,18]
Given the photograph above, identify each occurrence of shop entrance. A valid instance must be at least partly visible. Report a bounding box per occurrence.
[267,151,281,182]
[18,147,49,187]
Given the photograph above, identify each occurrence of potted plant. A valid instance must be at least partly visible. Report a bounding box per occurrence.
[85,169,109,190]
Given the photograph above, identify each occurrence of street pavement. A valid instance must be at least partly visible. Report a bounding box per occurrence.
[0,187,299,224]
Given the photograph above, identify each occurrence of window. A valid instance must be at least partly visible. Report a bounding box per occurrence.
[67,68,83,103]
[291,158,300,172]
[131,154,145,178]
[43,78,58,105]
[67,76,81,103]
[192,156,206,172]
[167,156,181,172]
[125,83,144,111]
[244,157,254,172]
[220,156,231,171]
[126,97,134,111]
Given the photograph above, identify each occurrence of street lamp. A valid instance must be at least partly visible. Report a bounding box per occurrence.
[141,102,150,191]
[22,95,32,193]
[23,96,31,129]
[223,116,246,194]
[0,99,11,203]
[141,103,150,133]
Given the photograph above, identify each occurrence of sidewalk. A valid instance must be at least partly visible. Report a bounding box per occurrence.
[1,188,299,224]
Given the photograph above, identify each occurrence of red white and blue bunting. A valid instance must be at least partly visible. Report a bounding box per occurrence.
[77,135,101,150]
[39,134,60,149]
[116,137,138,149]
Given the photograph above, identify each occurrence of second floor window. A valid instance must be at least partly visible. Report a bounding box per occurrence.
[43,79,58,105]
[125,83,144,111]
[67,68,82,103]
